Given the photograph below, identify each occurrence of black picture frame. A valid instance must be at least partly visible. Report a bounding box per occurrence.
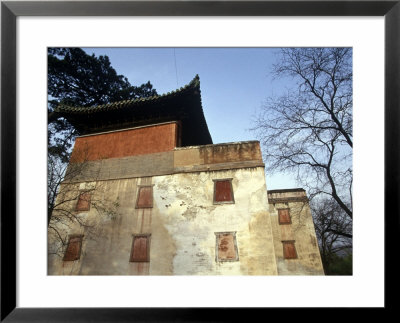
[1,0,398,321]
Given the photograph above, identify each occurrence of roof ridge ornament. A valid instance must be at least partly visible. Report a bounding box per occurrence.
[190,74,200,87]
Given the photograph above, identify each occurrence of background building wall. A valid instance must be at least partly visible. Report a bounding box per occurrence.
[268,190,324,275]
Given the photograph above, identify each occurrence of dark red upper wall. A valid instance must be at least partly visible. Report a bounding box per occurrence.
[70,122,178,163]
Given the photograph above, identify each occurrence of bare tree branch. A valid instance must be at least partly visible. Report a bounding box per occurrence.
[48,147,120,258]
[252,48,352,220]
[252,48,353,274]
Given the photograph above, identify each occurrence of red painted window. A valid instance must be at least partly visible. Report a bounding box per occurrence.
[214,179,234,203]
[215,232,238,261]
[278,209,291,224]
[63,235,83,261]
[282,241,298,259]
[130,235,150,262]
[76,192,91,211]
[136,186,153,208]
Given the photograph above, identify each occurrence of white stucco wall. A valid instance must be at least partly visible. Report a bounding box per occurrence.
[152,167,277,275]
[48,167,278,275]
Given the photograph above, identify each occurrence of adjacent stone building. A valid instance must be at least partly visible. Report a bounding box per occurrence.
[48,75,324,275]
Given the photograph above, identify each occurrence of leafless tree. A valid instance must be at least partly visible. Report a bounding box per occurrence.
[311,197,352,273]
[48,148,120,258]
[253,48,353,221]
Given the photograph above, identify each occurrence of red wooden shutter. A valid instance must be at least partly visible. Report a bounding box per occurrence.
[283,241,297,259]
[130,236,150,262]
[136,187,153,208]
[278,209,291,224]
[76,192,91,211]
[215,180,233,202]
[217,233,237,260]
[63,236,82,261]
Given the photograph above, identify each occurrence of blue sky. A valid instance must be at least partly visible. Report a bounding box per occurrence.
[83,47,298,189]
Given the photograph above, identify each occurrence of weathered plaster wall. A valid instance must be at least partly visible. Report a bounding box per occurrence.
[49,177,152,275]
[48,167,277,275]
[153,167,277,275]
[48,141,322,276]
[65,141,264,183]
[174,141,262,167]
[268,190,324,275]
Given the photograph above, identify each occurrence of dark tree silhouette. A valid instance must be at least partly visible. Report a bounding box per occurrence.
[48,48,157,159]
[48,48,158,221]
[311,197,352,274]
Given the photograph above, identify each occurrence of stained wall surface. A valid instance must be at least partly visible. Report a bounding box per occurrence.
[65,141,264,183]
[48,139,323,276]
[48,167,277,275]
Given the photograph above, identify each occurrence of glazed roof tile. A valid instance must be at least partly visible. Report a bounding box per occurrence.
[55,74,201,114]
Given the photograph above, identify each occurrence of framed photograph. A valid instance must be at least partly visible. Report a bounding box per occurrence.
[2,0,398,321]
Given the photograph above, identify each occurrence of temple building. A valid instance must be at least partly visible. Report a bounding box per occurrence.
[48,75,324,275]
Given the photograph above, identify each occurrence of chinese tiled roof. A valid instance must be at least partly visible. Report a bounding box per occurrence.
[54,75,213,146]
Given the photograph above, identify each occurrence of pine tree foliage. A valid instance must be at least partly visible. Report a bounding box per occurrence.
[48,48,158,220]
